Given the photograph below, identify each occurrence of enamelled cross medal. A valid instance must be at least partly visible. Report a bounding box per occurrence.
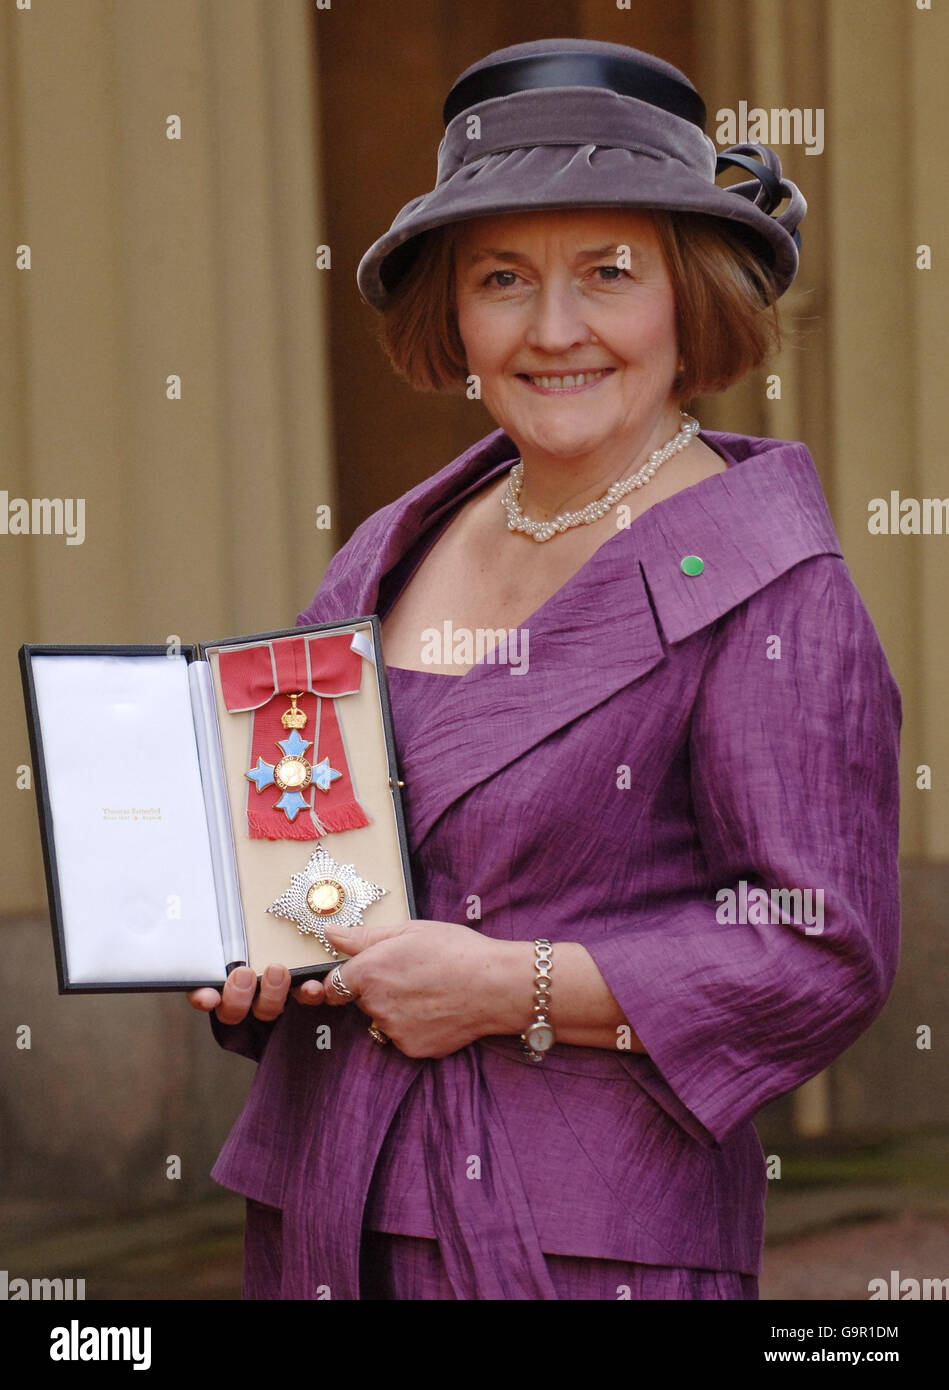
[218,632,372,842]
[245,692,343,824]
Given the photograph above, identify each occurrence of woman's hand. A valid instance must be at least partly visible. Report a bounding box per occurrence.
[188,963,300,1023]
[187,926,646,1057]
[299,918,510,1058]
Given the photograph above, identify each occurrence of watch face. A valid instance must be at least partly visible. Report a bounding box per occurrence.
[526,1022,554,1052]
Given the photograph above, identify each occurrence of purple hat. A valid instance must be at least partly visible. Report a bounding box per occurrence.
[356,37,806,310]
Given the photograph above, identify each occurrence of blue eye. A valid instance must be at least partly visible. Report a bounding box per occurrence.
[483,270,518,288]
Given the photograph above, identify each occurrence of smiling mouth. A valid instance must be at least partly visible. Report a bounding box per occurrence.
[516,369,614,393]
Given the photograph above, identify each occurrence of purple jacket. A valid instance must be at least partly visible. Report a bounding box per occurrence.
[209,427,902,1300]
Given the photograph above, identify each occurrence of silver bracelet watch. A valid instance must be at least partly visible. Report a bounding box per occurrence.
[521,938,555,1062]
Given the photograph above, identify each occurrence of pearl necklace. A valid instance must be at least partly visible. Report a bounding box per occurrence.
[501,412,701,543]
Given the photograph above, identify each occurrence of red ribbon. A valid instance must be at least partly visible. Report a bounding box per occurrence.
[218,633,371,841]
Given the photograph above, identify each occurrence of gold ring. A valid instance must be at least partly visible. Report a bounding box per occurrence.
[368,1023,389,1046]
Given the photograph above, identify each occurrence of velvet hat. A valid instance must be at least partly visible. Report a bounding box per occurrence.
[356,37,806,310]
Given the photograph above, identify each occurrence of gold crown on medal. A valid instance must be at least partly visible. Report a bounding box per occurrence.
[280,692,308,730]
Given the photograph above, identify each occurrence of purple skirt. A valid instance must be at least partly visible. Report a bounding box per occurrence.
[242,1199,758,1301]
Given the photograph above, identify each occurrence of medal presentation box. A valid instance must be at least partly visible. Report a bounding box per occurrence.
[19,619,416,993]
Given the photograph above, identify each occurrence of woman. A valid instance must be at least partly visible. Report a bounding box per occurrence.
[188,38,901,1301]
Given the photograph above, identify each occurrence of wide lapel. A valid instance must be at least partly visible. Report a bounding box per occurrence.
[634,433,844,643]
[395,431,844,848]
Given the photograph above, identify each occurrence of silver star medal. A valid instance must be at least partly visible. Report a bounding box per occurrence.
[266,844,387,957]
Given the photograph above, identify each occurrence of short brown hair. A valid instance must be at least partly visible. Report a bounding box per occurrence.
[373,210,784,403]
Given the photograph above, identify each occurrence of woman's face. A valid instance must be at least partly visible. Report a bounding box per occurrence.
[453,208,680,463]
